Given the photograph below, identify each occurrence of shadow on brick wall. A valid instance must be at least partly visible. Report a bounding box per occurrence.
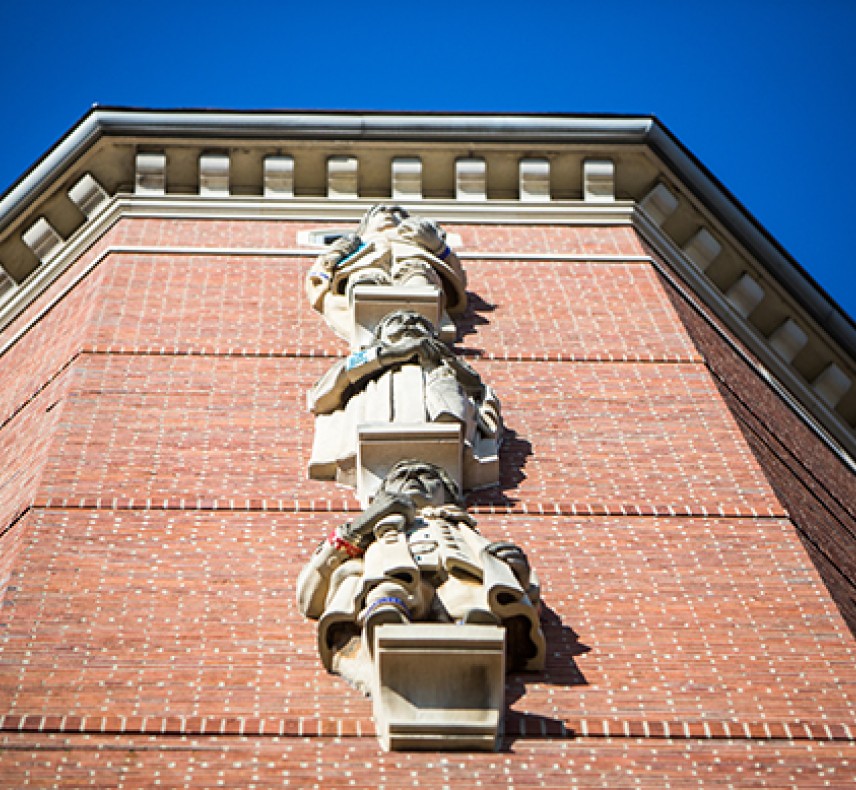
[456,291,495,342]
[502,602,589,749]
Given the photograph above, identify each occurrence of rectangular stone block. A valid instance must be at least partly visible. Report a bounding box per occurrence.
[373,623,505,751]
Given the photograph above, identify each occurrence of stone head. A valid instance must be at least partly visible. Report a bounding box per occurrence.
[374,310,437,345]
[359,204,410,236]
[380,459,463,508]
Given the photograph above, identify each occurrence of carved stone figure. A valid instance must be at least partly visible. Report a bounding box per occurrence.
[307,310,502,491]
[296,460,545,692]
[305,204,467,341]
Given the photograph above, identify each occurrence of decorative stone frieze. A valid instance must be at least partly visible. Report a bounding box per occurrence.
[67,173,109,219]
[583,159,615,203]
[22,217,63,262]
[263,155,294,197]
[134,152,166,195]
[199,153,230,196]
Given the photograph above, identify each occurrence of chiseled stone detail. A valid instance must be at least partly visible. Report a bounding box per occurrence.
[682,227,722,272]
[22,217,63,262]
[519,158,550,202]
[134,152,166,195]
[455,157,487,202]
[263,155,294,197]
[391,157,422,200]
[305,204,467,345]
[327,155,359,199]
[769,318,809,363]
[582,159,615,203]
[306,310,501,494]
[726,272,765,318]
[812,362,852,408]
[199,153,230,197]
[67,173,109,219]
[640,182,679,225]
[296,460,545,749]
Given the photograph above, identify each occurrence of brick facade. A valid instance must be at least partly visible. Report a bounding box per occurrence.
[1,218,854,786]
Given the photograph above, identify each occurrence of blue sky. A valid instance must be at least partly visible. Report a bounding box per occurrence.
[1,0,854,318]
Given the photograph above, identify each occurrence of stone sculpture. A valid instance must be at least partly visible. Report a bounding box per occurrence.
[305,204,467,342]
[296,459,545,694]
[307,310,501,491]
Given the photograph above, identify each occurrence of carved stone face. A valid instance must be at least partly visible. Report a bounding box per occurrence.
[376,311,435,345]
[362,205,408,235]
[381,462,452,508]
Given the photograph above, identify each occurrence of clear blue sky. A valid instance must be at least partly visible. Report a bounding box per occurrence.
[1,0,853,318]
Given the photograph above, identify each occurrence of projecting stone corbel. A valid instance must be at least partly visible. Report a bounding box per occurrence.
[725,273,765,318]
[263,156,294,197]
[349,284,450,350]
[812,363,852,408]
[640,182,679,225]
[67,173,109,219]
[356,422,463,507]
[769,318,809,363]
[519,158,550,202]
[373,623,506,751]
[134,152,166,195]
[682,227,722,272]
[582,159,615,203]
[456,158,487,202]
[391,157,422,200]
[199,154,230,197]
[327,156,359,200]
[22,218,63,262]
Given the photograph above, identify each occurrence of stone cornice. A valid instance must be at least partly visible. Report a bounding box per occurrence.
[0,109,853,460]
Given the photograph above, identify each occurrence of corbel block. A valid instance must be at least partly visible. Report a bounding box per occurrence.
[519,158,550,202]
[456,158,487,202]
[263,156,294,197]
[22,218,63,262]
[769,318,808,363]
[812,363,852,408]
[199,153,230,196]
[640,182,679,225]
[68,173,109,218]
[725,273,765,318]
[327,156,359,199]
[582,159,615,202]
[135,152,166,195]
[391,157,422,200]
[682,228,722,272]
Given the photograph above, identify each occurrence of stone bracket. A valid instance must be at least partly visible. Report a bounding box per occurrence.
[356,423,462,507]
[373,623,506,751]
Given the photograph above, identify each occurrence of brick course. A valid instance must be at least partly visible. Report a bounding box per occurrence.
[0,217,853,786]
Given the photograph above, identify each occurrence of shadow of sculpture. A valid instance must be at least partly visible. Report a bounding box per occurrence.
[466,427,532,508]
[456,291,496,343]
[501,601,590,750]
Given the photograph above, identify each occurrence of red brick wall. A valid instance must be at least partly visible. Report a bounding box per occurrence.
[1,218,853,787]
[662,264,856,634]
